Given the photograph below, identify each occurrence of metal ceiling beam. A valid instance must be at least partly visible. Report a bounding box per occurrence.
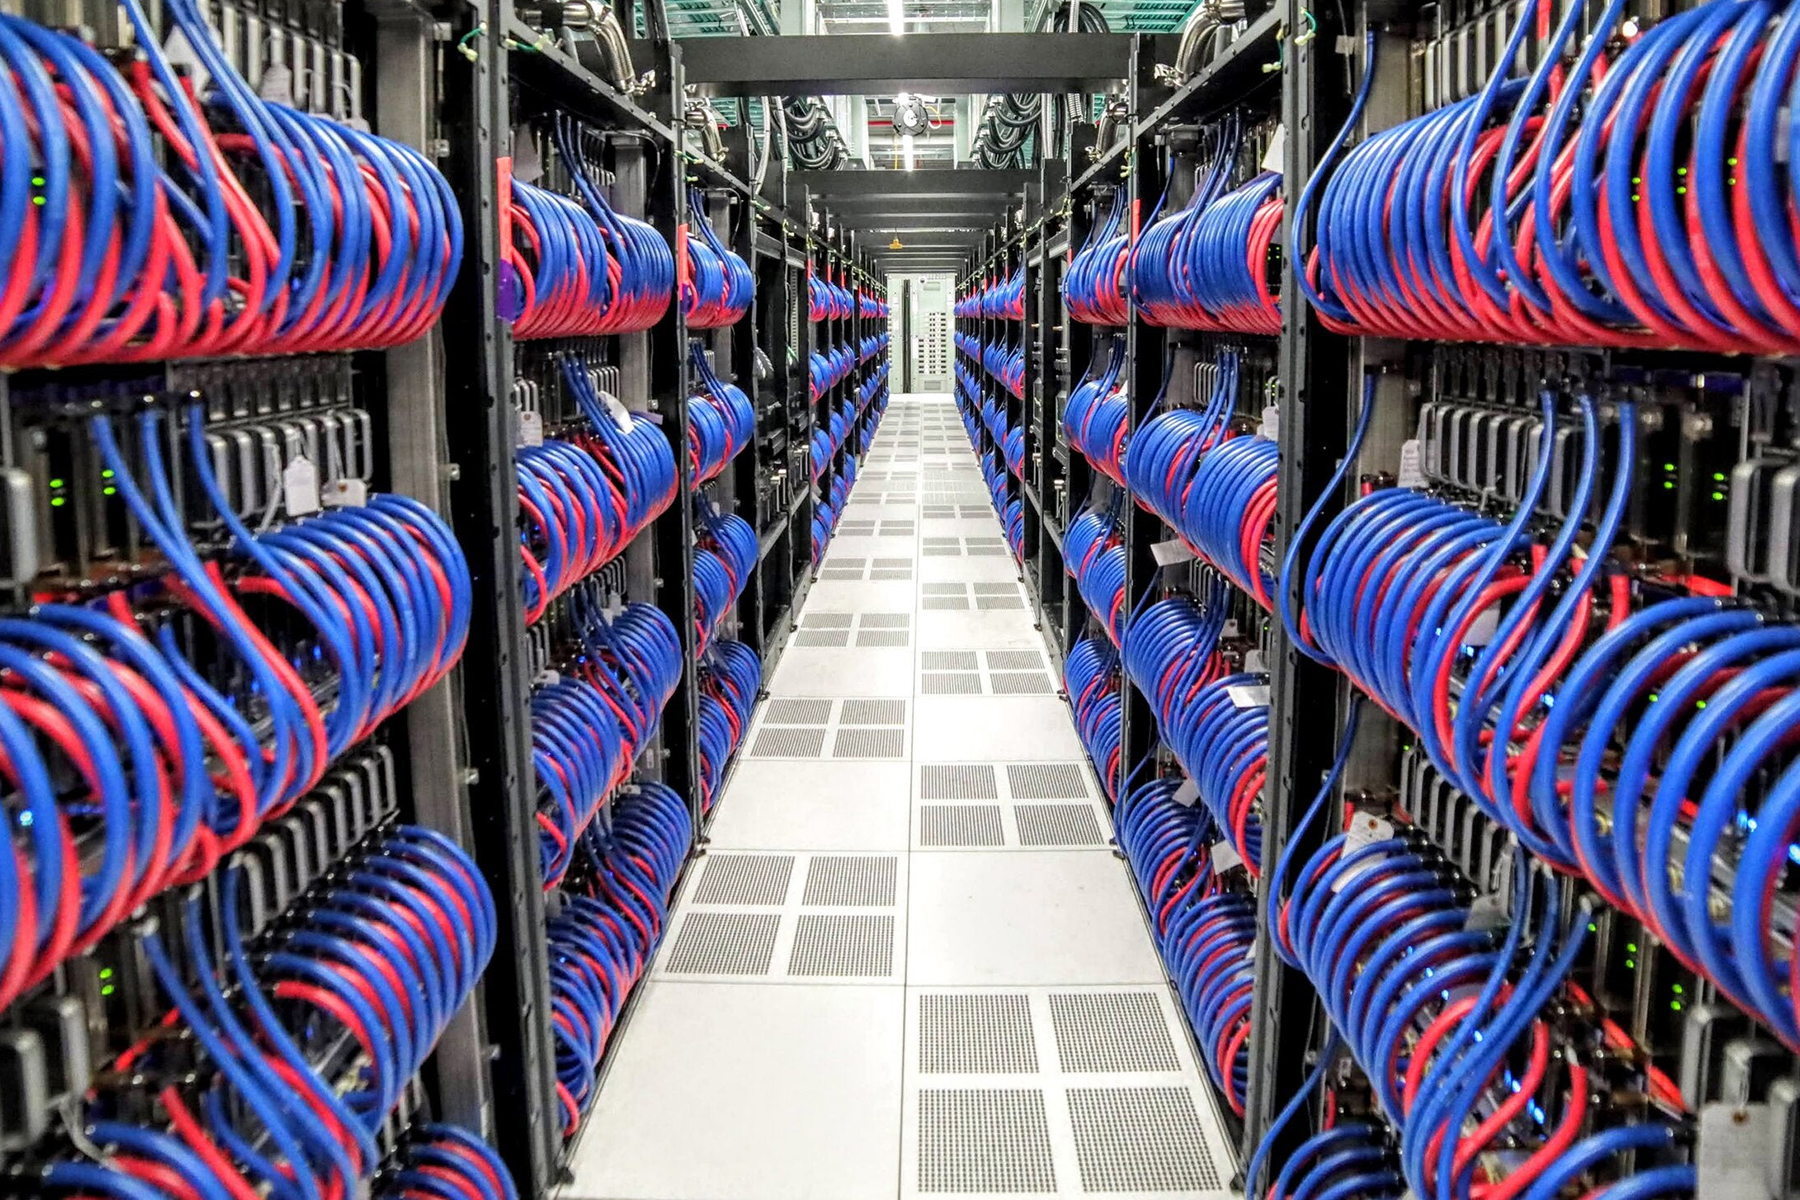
[792,168,1031,197]
[676,32,1131,96]
[830,217,989,234]
[825,194,1012,216]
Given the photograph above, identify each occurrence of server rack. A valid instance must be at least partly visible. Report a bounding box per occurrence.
[961,6,1800,1197]
[0,0,886,1191]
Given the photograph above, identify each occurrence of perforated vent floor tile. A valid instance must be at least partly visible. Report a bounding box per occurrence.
[916,1089,1056,1194]
[834,727,909,759]
[1065,1087,1221,1192]
[1048,992,1182,1073]
[1013,805,1106,847]
[692,854,796,905]
[918,993,1038,1074]
[789,914,897,977]
[803,855,899,906]
[920,804,1005,848]
[1007,764,1091,800]
[663,912,781,975]
[920,764,1000,800]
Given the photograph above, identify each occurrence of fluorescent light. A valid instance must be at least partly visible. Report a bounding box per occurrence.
[888,0,904,34]
[902,133,915,170]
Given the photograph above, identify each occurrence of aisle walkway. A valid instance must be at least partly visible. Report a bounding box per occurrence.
[565,394,1239,1200]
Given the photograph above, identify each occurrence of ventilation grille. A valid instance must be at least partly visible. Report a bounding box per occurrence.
[801,613,854,629]
[802,855,898,906]
[1049,992,1181,1073]
[794,629,850,647]
[664,912,780,975]
[923,596,969,611]
[693,854,796,905]
[919,994,1038,1074]
[857,630,911,647]
[977,594,1026,610]
[923,672,982,695]
[917,1089,1056,1194]
[1065,1087,1221,1191]
[788,914,895,977]
[833,728,907,758]
[922,650,979,670]
[986,650,1046,670]
[1007,764,1090,800]
[1014,804,1106,847]
[990,671,1053,695]
[841,699,907,726]
[920,805,1004,848]
[764,698,832,725]
[749,726,828,758]
[920,764,999,800]
[862,613,912,629]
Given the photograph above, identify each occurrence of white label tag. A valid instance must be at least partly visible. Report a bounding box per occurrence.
[599,390,636,433]
[518,409,544,447]
[1151,538,1196,567]
[1261,124,1288,174]
[323,477,368,507]
[164,25,214,96]
[1211,840,1244,874]
[512,126,544,183]
[1222,620,1240,638]
[534,669,561,686]
[1331,811,1396,892]
[1697,1104,1769,1197]
[257,61,294,107]
[1398,438,1426,488]
[1244,649,1266,673]
[1463,605,1501,647]
[282,455,320,517]
[604,594,624,618]
[1227,683,1271,708]
[1171,778,1200,807]
[1259,404,1280,441]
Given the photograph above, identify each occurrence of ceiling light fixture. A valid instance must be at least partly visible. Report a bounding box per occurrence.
[887,0,904,35]
[902,132,916,171]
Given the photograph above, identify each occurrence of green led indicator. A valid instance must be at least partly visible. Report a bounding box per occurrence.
[101,469,114,479]
[100,984,114,997]
[1697,700,1708,710]
[1588,922,1598,933]
[1713,472,1726,482]
[1711,491,1725,501]
[48,478,63,489]
[30,175,42,187]
[102,486,116,497]
[1626,959,1637,969]
[49,497,64,508]
[1663,480,1675,490]
[31,197,44,207]
[1664,463,1676,472]
[98,967,113,980]
[1672,984,1683,994]
[1671,1001,1682,1012]
[1627,943,1638,953]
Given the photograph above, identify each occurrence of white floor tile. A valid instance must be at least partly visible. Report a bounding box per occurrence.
[770,647,918,696]
[906,852,1165,986]
[916,609,1044,649]
[918,554,1026,583]
[803,580,920,611]
[566,982,904,1200]
[912,696,1085,761]
[705,760,912,850]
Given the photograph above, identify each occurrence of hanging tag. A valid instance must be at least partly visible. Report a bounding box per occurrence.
[1227,683,1270,708]
[512,126,544,183]
[1171,778,1200,807]
[1697,1104,1770,1198]
[1463,606,1501,647]
[1244,649,1266,673]
[604,592,625,618]
[1261,124,1288,174]
[282,455,321,517]
[323,478,368,507]
[1398,438,1426,488]
[164,25,214,95]
[257,61,294,106]
[518,409,544,447]
[534,669,562,686]
[598,390,636,433]
[1331,811,1396,892]
[1211,840,1244,874]
[1151,538,1197,567]
[1259,403,1280,441]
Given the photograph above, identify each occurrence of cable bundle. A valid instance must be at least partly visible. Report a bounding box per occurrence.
[809,271,852,321]
[688,342,756,483]
[1261,1125,1403,1200]
[1116,777,1255,1113]
[981,270,1025,319]
[1061,338,1130,483]
[376,1125,520,1200]
[1174,434,1278,609]
[809,342,856,397]
[508,120,675,339]
[955,289,981,319]
[1133,150,1283,334]
[694,507,756,654]
[0,1,460,367]
[1300,2,1800,354]
[1122,590,1266,873]
[519,361,678,622]
[859,332,889,363]
[533,596,682,887]
[857,291,888,319]
[981,340,1025,397]
[1064,636,1124,801]
[60,828,497,1199]
[1125,350,1240,520]
[698,639,761,812]
[1066,507,1127,645]
[681,189,753,329]
[548,780,690,1133]
[1064,191,1132,325]
[13,405,471,1007]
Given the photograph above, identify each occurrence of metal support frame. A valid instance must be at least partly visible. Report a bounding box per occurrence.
[679,32,1132,96]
